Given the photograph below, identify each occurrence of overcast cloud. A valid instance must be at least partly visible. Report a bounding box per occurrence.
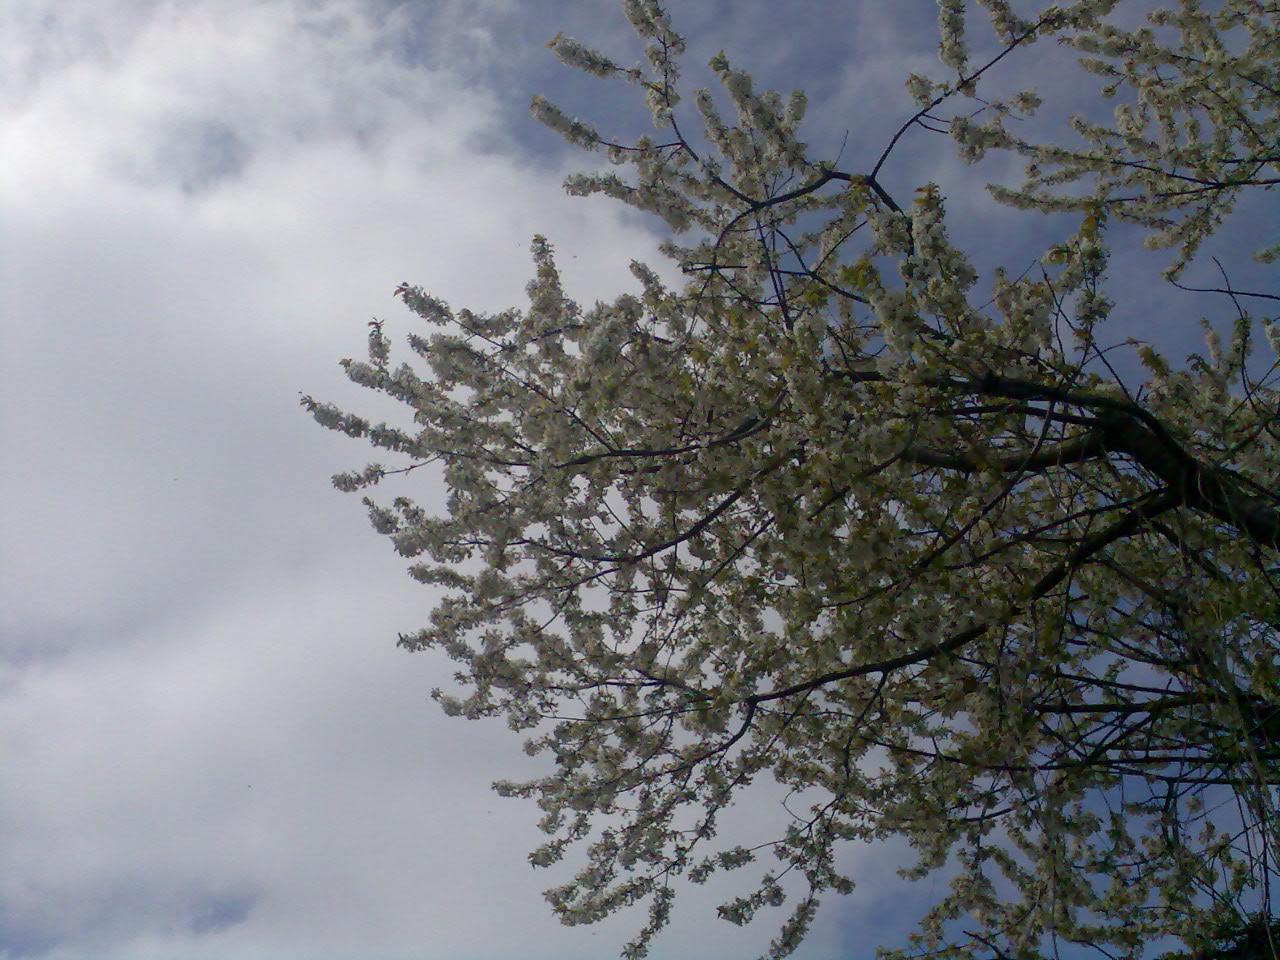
[2,2,1272,959]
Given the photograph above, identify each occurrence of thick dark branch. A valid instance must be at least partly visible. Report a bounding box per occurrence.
[902,429,1109,474]
[1100,413,1280,553]
[956,372,1280,554]
[836,366,1280,552]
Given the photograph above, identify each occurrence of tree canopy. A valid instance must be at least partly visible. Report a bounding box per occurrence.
[304,1,1280,958]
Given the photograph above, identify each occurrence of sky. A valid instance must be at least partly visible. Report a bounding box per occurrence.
[0,2,1273,960]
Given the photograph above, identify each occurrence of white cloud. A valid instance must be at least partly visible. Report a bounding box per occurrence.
[0,555,564,959]
[0,0,662,639]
